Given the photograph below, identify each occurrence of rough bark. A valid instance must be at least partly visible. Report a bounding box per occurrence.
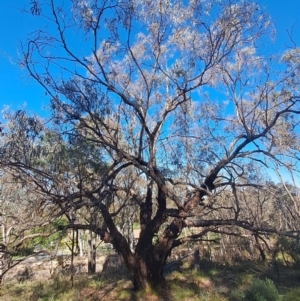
[130,189,182,290]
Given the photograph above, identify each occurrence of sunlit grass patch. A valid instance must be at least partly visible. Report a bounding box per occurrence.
[169,281,200,301]
[0,274,107,301]
[117,289,133,300]
[208,268,219,276]
[168,279,226,301]
[167,267,223,301]
[235,272,254,287]
[1,281,29,301]
[2,260,300,301]
[284,287,300,301]
[134,286,164,301]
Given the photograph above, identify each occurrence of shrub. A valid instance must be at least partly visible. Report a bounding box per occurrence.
[243,278,280,301]
[229,289,245,301]
[277,236,300,266]
[13,246,34,257]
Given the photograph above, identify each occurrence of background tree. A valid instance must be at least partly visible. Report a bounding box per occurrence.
[0,170,63,284]
[1,0,300,290]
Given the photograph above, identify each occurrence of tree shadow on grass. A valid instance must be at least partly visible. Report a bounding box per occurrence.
[100,254,131,281]
[100,251,221,301]
[164,251,249,300]
[6,256,300,301]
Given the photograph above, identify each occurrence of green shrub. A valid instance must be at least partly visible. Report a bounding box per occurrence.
[229,289,245,301]
[243,278,280,301]
[277,236,300,266]
[13,246,34,257]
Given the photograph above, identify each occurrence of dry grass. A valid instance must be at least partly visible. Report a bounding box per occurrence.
[1,256,300,300]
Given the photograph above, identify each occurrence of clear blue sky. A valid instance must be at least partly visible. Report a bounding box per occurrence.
[1,0,300,115]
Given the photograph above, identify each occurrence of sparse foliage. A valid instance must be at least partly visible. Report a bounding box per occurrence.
[1,0,300,290]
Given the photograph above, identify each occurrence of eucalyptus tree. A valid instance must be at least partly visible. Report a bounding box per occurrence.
[0,108,109,232]
[0,110,71,283]
[3,0,300,290]
[0,170,60,284]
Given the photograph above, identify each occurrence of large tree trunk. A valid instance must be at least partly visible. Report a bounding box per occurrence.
[129,187,182,290]
[132,246,169,290]
[132,264,164,290]
[98,185,180,290]
[131,222,182,290]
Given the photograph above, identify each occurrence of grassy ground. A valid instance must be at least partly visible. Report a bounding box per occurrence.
[1,258,300,301]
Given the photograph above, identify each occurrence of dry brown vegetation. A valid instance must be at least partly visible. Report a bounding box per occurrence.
[2,249,300,301]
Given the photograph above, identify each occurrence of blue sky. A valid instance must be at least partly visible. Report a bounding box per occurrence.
[0,0,299,184]
[1,0,300,115]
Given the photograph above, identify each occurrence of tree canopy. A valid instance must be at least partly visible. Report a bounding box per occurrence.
[1,0,300,290]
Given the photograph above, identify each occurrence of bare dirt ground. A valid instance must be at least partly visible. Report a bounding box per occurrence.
[3,253,110,284]
[1,253,142,301]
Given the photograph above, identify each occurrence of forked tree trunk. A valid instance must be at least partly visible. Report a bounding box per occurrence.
[254,234,266,261]
[101,223,176,290]
[99,186,180,291]
[129,186,172,290]
[130,226,180,290]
